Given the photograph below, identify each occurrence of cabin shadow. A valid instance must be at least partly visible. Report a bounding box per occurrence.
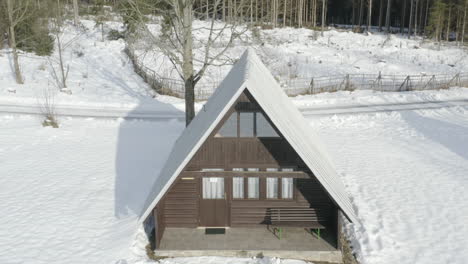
[114,99,184,219]
[401,111,468,161]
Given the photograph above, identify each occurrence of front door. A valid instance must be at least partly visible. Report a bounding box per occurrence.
[199,177,228,227]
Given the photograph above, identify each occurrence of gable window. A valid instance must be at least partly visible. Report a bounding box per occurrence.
[266,177,279,199]
[239,112,254,137]
[247,177,259,199]
[215,107,280,138]
[233,177,244,199]
[216,112,237,137]
[282,178,294,199]
[256,113,279,137]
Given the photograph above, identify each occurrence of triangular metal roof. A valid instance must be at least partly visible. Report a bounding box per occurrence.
[140,48,358,223]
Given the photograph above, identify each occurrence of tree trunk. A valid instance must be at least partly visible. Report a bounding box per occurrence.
[400,0,406,33]
[462,0,467,45]
[321,0,326,35]
[181,3,195,126]
[6,0,23,84]
[423,0,429,34]
[408,0,413,38]
[446,4,451,41]
[367,0,373,31]
[359,0,364,29]
[223,0,226,21]
[414,0,418,36]
[385,0,392,32]
[418,0,424,33]
[250,0,253,23]
[283,0,287,27]
[73,0,79,25]
[378,0,384,31]
[290,0,293,26]
[56,33,67,88]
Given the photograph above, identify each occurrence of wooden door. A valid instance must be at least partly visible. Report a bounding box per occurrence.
[199,177,229,227]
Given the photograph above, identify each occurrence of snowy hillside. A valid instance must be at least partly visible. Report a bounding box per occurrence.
[134,21,468,90]
[0,20,184,113]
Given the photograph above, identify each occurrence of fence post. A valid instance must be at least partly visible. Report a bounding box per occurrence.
[309,78,314,94]
[345,74,350,90]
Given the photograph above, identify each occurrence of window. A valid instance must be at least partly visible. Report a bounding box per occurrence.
[266,168,279,172]
[247,168,259,172]
[247,177,259,199]
[240,112,254,137]
[266,178,279,199]
[256,113,279,137]
[216,112,237,137]
[233,177,244,198]
[282,178,294,199]
[202,177,225,199]
[232,168,244,172]
[281,167,295,172]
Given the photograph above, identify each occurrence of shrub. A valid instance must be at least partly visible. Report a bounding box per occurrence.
[16,16,54,56]
[107,29,125,40]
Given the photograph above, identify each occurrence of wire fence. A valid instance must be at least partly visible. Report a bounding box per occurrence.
[126,47,468,101]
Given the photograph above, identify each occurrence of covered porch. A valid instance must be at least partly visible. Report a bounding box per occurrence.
[155,227,342,263]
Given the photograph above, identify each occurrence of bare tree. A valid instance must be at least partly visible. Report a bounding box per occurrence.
[446,2,451,41]
[49,0,82,92]
[125,0,247,125]
[462,0,467,45]
[385,0,392,32]
[73,0,79,25]
[321,0,326,36]
[5,0,31,84]
[378,0,384,31]
[367,0,373,31]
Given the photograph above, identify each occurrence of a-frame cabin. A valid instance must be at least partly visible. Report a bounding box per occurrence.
[140,49,357,259]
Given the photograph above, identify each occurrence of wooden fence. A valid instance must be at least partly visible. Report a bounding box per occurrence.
[125,47,468,100]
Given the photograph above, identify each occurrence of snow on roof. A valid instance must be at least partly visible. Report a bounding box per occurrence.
[140,48,358,223]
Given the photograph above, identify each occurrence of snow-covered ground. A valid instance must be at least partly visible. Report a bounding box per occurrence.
[1,89,467,264]
[0,19,185,113]
[2,15,468,264]
[135,21,468,91]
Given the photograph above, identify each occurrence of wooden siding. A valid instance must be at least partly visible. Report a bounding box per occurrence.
[187,138,306,170]
[230,178,334,227]
[162,177,199,227]
[154,202,165,248]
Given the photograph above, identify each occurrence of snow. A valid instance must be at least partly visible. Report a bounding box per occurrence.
[0,20,185,113]
[2,15,468,264]
[308,101,468,264]
[135,21,468,92]
[1,88,468,264]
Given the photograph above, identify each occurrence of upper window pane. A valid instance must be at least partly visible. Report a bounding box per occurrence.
[256,113,279,137]
[240,112,254,137]
[216,112,237,137]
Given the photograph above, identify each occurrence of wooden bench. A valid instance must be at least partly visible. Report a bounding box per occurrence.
[269,208,326,240]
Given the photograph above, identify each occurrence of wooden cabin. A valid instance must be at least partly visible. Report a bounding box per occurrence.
[139,49,357,257]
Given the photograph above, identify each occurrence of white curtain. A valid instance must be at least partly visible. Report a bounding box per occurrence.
[202,177,224,199]
[266,178,279,199]
[233,177,244,198]
[282,178,293,199]
[247,177,259,199]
